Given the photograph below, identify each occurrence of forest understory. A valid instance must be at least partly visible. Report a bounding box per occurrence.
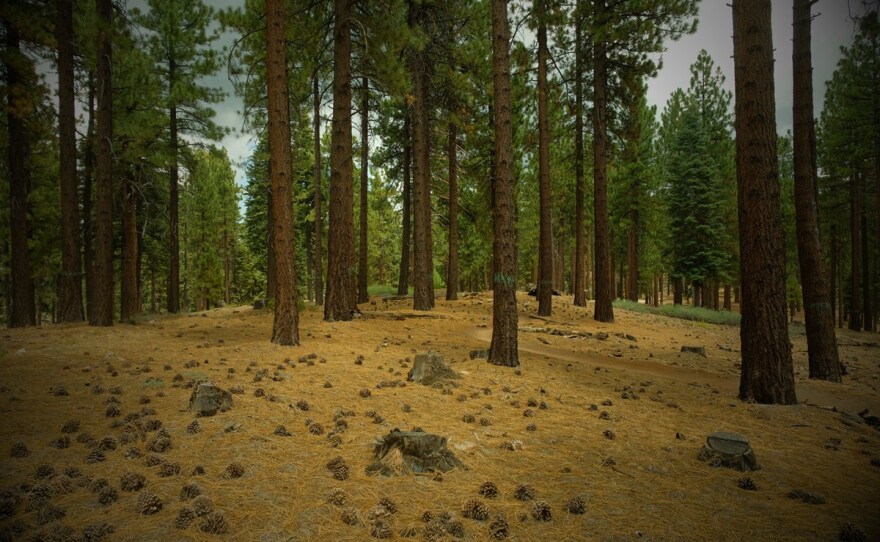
[0,292,878,541]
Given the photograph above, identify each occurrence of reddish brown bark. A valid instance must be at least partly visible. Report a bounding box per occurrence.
[592,0,614,322]
[733,0,797,404]
[313,74,324,306]
[397,111,411,296]
[265,0,299,344]
[792,0,841,380]
[536,0,552,316]
[446,121,459,301]
[488,0,519,367]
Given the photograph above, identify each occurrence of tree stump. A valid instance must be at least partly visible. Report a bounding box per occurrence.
[681,346,707,357]
[407,352,459,386]
[368,428,464,476]
[698,431,760,471]
[188,382,233,417]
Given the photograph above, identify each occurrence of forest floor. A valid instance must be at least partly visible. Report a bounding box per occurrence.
[0,291,879,541]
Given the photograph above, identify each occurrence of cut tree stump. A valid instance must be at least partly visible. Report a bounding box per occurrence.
[368,428,464,476]
[681,346,706,357]
[188,382,233,417]
[698,431,760,471]
[407,352,459,386]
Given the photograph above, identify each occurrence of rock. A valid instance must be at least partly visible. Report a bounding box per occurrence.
[370,428,464,475]
[681,346,706,357]
[407,352,459,386]
[252,299,266,310]
[188,382,233,417]
[787,489,826,505]
[468,349,489,360]
[697,431,760,471]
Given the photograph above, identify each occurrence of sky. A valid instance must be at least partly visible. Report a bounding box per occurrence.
[177,0,866,186]
[645,0,863,135]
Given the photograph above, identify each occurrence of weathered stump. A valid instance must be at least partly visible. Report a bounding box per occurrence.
[368,428,464,476]
[188,382,233,417]
[681,346,707,357]
[407,352,459,386]
[698,431,760,471]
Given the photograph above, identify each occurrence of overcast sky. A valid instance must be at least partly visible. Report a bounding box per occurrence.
[195,0,863,186]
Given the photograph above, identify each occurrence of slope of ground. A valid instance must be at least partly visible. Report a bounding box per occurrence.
[0,292,878,541]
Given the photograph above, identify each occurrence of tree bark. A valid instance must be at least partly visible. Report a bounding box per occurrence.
[4,20,36,327]
[397,111,412,296]
[592,0,614,322]
[358,77,369,303]
[830,224,838,325]
[488,0,518,367]
[573,10,587,307]
[90,0,115,326]
[266,0,299,344]
[849,174,862,330]
[792,0,841,380]
[626,207,639,302]
[325,0,358,321]
[410,1,434,311]
[862,214,873,331]
[120,168,139,322]
[536,0,553,316]
[446,121,459,300]
[733,0,797,404]
[313,74,324,306]
[56,0,84,322]
[83,72,96,321]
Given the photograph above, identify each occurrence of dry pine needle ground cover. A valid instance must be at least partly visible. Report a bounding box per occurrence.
[0,291,878,541]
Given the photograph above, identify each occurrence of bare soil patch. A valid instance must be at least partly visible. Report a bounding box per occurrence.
[1,292,878,541]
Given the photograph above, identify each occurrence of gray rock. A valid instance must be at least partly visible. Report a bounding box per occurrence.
[697,431,760,471]
[188,382,233,417]
[681,346,706,357]
[407,352,459,386]
[788,489,826,505]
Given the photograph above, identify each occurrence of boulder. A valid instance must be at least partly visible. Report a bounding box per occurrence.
[697,431,760,471]
[407,352,459,386]
[369,428,464,476]
[188,382,233,417]
[681,346,707,357]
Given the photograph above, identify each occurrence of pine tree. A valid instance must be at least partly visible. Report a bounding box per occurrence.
[535,0,553,316]
[2,4,37,327]
[792,0,841,381]
[90,0,114,327]
[137,0,224,314]
[265,0,299,344]
[55,0,83,322]
[488,0,518,367]
[325,0,358,321]
[733,0,797,404]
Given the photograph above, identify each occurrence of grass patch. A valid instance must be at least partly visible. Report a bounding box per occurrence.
[613,299,741,326]
[368,285,412,296]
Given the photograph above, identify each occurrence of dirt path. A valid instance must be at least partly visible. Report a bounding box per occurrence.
[467,326,880,415]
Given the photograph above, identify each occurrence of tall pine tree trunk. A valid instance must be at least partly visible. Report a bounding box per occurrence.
[626,207,639,302]
[410,1,434,311]
[536,0,553,316]
[397,112,411,296]
[358,77,369,303]
[325,0,357,321]
[57,0,84,322]
[733,0,796,404]
[446,121,459,301]
[168,92,180,312]
[266,0,299,344]
[91,0,114,326]
[313,74,324,306]
[849,174,862,330]
[831,224,838,325]
[592,0,614,322]
[488,0,518,367]
[4,21,36,327]
[83,72,95,320]
[792,0,841,380]
[862,215,872,331]
[120,168,138,322]
[573,10,587,307]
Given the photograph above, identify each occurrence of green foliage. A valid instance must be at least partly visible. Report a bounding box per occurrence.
[614,299,741,326]
[181,148,239,309]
